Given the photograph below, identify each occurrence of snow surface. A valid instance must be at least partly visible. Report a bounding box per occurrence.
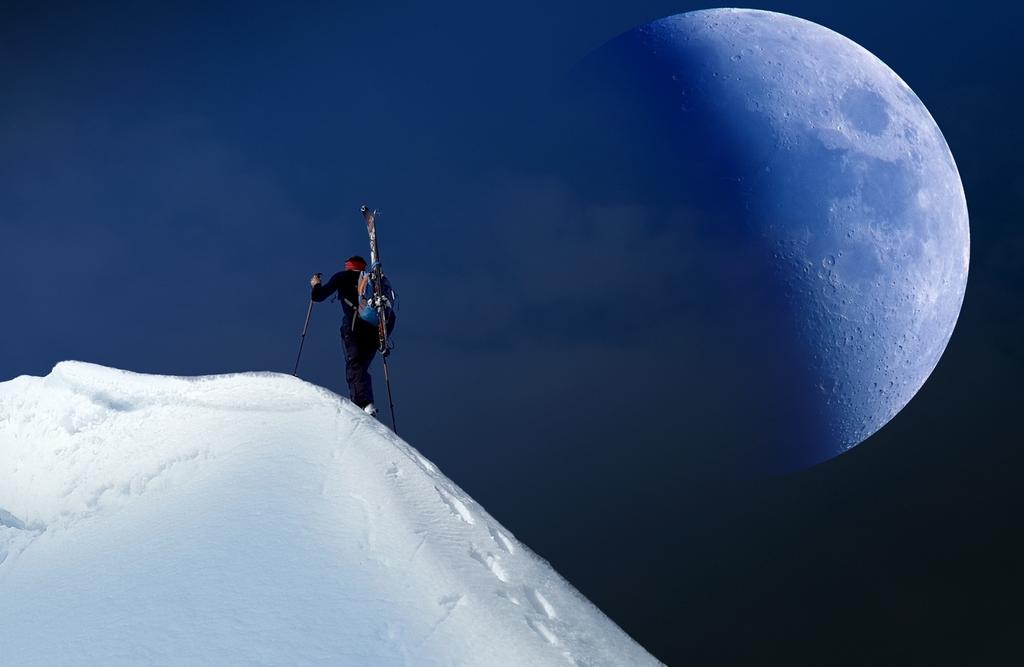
[0,362,659,666]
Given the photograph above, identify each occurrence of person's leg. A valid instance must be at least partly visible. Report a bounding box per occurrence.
[342,327,374,408]
[353,324,379,408]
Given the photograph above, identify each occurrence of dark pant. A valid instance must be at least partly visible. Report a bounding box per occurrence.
[341,320,380,408]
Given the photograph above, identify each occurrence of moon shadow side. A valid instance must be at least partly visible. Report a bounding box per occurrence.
[546,27,832,477]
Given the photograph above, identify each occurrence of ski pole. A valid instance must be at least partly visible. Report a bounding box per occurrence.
[292,296,315,377]
[378,316,397,434]
[381,354,398,434]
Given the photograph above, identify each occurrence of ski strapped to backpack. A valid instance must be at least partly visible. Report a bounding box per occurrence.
[360,204,398,433]
[359,206,396,354]
[356,263,396,331]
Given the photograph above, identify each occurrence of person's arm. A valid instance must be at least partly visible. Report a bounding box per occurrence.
[311,271,343,302]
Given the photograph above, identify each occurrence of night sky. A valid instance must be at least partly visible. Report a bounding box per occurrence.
[2,1,1022,664]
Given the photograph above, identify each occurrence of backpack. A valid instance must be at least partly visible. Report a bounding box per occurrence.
[356,266,397,328]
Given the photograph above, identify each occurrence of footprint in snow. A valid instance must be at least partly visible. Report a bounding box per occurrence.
[423,593,465,641]
[438,593,464,612]
[435,486,475,525]
[487,524,514,554]
[0,508,26,531]
[525,587,557,620]
[526,617,560,646]
[416,454,437,473]
[469,545,508,583]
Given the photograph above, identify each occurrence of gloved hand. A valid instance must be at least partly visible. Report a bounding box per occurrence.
[310,273,322,288]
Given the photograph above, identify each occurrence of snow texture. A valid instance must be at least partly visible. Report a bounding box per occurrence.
[0,362,658,666]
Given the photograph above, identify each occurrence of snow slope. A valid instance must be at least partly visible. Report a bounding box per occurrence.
[0,362,658,666]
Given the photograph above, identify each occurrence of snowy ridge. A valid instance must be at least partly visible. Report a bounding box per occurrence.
[0,362,658,666]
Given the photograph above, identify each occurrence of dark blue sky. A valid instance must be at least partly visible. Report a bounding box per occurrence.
[2,2,1022,664]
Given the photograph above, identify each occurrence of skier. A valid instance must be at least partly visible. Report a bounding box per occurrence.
[310,256,394,417]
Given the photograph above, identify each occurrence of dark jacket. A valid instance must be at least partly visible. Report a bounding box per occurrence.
[311,270,362,329]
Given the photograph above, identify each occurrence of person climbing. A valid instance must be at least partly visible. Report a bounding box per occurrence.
[310,255,394,417]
